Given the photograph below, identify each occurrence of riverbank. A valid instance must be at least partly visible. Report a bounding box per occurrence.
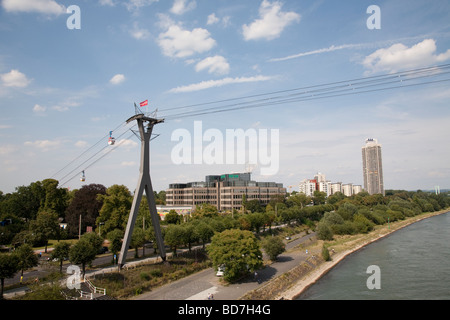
[276,209,449,300]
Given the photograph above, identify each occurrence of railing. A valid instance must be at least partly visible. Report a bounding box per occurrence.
[84,277,106,296]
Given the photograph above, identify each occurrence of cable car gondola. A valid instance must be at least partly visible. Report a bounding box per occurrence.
[80,170,86,182]
[108,131,116,145]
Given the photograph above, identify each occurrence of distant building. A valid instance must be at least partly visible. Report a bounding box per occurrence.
[362,138,385,196]
[165,173,286,212]
[299,172,362,197]
[156,205,193,220]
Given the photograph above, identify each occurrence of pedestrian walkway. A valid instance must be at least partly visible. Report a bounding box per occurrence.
[133,232,317,300]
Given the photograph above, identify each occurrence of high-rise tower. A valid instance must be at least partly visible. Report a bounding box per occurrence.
[362,138,384,196]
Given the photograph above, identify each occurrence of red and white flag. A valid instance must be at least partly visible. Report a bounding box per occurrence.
[140,100,148,107]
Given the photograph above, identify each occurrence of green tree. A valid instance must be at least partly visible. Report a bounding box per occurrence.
[192,203,219,219]
[322,244,331,261]
[15,243,38,279]
[183,223,199,252]
[195,221,214,249]
[96,185,132,234]
[165,209,182,224]
[131,227,146,258]
[164,224,186,256]
[29,211,60,252]
[317,221,333,240]
[51,242,71,273]
[69,233,102,276]
[107,229,124,264]
[262,237,285,261]
[0,253,19,299]
[312,191,327,205]
[207,229,263,282]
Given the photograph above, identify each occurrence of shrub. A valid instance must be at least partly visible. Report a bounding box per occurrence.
[321,244,331,261]
[262,237,285,261]
[317,221,333,240]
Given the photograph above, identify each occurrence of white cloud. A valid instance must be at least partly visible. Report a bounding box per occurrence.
[2,0,65,15]
[119,139,138,148]
[129,22,150,40]
[125,0,158,12]
[270,44,359,62]
[242,0,300,41]
[1,69,31,88]
[110,74,126,85]
[363,39,450,74]
[168,75,272,93]
[207,13,231,27]
[0,145,17,155]
[170,0,196,15]
[33,104,47,113]
[75,140,88,148]
[24,139,61,151]
[99,0,115,6]
[195,56,230,75]
[121,161,137,167]
[158,24,216,58]
[207,13,220,25]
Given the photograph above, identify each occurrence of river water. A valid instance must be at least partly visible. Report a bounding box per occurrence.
[298,212,450,300]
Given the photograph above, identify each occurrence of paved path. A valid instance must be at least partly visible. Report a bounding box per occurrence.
[133,232,317,300]
[4,231,317,300]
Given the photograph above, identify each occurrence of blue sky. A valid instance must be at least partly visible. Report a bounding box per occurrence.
[1,0,450,194]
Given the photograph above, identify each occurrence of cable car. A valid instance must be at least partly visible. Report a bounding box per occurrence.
[108,131,115,145]
[80,170,86,182]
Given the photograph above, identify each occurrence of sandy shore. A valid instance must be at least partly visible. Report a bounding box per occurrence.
[279,209,449,300]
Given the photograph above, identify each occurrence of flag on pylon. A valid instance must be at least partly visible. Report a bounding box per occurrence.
[140,100,148,107]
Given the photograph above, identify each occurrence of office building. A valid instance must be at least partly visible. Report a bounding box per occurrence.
[165,173,286,212]
[362,138,385,196]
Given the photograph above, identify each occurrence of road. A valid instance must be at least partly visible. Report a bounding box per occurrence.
[133,232,316,300]
[4,231,316,300]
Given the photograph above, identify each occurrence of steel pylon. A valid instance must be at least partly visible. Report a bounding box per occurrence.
[118,114,166,268]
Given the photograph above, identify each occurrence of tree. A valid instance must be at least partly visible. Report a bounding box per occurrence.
[312,191,327,205]
[107,229,124,264]
[65,184,106,237]
[41,179,69,218]
[165,209,182,224]
[29,211,60,252]
[207,229,263,282]
[15,243,38,279]
[69,232,102,276]
[192,203,219,219]
[317,221,333,241]
[164,224,186,256]
[194,221,214,249]
[51,242,71,273]
[182,223,199,252]
[0,253,19,299]
[131,227,146,258]
[96,185,132,234]
[262,237,285,261]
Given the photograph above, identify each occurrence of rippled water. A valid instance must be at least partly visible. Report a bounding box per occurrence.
[298,212,450,300]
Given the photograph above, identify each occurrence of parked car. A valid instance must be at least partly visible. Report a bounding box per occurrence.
[216,265,225,277]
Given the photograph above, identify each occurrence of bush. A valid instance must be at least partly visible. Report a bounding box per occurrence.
[317,221,333,240]
[262,237,285,261]
[321,245,331,261]
[353,214,374,234]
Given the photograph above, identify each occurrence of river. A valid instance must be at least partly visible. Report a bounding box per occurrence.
[298,212,450,300]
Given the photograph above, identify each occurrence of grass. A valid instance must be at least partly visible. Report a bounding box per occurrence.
[89,250,212,299]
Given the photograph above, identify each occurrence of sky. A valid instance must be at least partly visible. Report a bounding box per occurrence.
[1,0,450,194]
